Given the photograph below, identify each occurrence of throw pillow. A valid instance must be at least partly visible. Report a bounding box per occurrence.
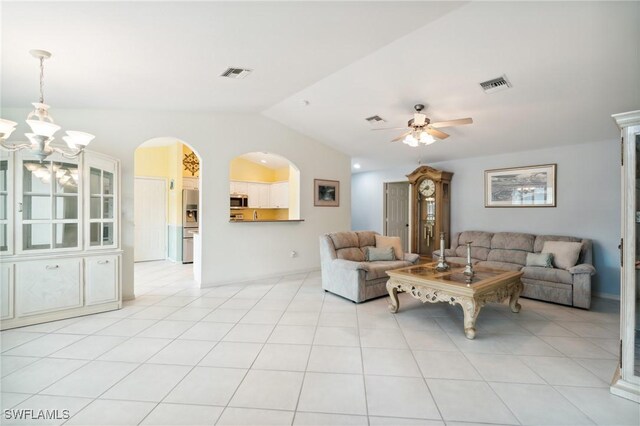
[542,241,582,270]
[375,235,403,260]
[365,246,395,261]
[526,252,553,268]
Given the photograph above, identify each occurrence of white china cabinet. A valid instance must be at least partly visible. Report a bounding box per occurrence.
[611,110,640,402]
[0,150,122,330]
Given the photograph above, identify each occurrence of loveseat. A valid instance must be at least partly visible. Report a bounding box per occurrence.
[434,231,596,309]
[319,231,420,303]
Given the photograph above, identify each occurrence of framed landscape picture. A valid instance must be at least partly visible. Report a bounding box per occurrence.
[314,179,340,207]
[485,164,556,207]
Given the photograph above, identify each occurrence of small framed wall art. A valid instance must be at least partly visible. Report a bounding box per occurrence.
[314,179,340,207]
[484,164,556,207]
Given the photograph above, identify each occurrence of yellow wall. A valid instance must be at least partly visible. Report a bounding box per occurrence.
[230,158,276,182]
[134,146,172,178]
[274,166,289,182]
[234,208,289,221]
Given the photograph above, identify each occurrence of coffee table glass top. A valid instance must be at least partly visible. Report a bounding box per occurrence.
[388,262,515,288]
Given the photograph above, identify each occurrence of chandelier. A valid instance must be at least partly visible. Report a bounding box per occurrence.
[0,49,94,162]
[402,129,436,148]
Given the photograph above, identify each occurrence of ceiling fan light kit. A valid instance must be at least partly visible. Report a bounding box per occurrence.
[0,49,94,162]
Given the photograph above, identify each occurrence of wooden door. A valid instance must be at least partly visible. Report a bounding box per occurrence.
[134,177,166,262]
[384,182,410,252]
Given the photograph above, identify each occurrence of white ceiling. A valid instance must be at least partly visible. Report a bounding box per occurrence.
[2,2,639,172]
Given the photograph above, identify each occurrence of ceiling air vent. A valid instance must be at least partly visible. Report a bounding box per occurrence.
[479,75,512,94]
[365,115,386,124]
[220,67,253,79]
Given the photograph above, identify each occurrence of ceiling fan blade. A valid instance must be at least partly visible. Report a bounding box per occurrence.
[426,128,449,139]
[391,131,411,142]
[430,117,473,128]
[371,127,406,131]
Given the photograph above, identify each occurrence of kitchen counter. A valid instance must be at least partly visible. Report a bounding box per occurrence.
[229,219,305,223]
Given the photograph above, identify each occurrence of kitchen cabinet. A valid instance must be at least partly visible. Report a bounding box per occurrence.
[230,181,248,195]
[0,150,122,330]
[248,183,270,208]
[270,182,289,208]
[183,177,199,190]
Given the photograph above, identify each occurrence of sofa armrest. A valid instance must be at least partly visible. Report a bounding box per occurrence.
[403,253,420,264]
[331,259,367,271]
[433,249,457,257]
[568,263,596,276]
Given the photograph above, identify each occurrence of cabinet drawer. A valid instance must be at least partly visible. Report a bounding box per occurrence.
[15,259,82,317]
[85,255,119,305]
[0,264,14,320]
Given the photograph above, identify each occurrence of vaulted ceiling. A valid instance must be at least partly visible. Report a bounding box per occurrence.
[2,1,639,172]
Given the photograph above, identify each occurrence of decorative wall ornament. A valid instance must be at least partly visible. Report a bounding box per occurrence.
[183,152,199,176]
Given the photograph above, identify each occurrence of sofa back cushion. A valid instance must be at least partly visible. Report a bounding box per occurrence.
[375,235,403,260]
[329,232,359,250]
[534,235,590,264]
[542,241,582,270]
[491,232,535,251]
[454,231,493,260]
[336,247,366,262]
[356,231,377,248]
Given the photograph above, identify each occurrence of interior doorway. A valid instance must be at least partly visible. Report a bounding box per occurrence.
[134,177,166,261]
[384,182,410,252]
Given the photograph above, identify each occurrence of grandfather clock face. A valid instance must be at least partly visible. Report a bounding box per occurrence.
[418,178,437,254]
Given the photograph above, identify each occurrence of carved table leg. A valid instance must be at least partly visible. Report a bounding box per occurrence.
[386,280,399,313]
[461,298,481,339]
[509,281,523,313]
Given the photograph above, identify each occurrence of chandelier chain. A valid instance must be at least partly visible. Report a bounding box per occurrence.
[39,57,45,104]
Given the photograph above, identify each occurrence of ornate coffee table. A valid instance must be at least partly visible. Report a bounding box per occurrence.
[386,262,523,339]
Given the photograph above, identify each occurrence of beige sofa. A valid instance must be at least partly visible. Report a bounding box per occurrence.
[435,231,596,309]
[319,231,420,303]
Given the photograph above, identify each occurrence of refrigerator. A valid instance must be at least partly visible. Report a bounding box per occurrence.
[182,189,199,263]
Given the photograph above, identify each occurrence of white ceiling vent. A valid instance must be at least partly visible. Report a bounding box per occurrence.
[365,115,386,124]
[480,75,512,94]
[220,67,252,79]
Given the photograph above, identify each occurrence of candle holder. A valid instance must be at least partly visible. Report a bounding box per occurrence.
[463,241,474,282]
[435,232,450,272]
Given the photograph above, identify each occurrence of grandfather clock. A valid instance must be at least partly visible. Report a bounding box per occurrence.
[407,166,453,257]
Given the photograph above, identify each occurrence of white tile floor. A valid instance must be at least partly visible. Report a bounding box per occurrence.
[1,260,637,426]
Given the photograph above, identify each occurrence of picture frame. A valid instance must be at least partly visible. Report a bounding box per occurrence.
[484,164,556,207]
[314,179,340,207]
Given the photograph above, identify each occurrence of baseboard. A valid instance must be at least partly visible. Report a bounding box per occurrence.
[200,267,320,288]
[594,292,620,301]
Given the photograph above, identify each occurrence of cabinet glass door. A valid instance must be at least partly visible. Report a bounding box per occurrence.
[0,151,11,253]
[20,156,79,251]
[88,167,116,247]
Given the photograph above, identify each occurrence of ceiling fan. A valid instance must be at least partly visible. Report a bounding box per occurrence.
[374,104,472,147]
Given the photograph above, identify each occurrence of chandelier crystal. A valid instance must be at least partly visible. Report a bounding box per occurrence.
[0,50,94,162]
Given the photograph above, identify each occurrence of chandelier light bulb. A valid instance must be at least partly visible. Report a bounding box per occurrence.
[419,131,436,145]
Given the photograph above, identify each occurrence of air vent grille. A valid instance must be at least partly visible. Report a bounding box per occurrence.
[365,115,386,123]
[480,75,512,93]
[221,67,253,79]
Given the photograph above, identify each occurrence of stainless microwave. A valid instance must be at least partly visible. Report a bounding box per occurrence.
[230,194,248,209]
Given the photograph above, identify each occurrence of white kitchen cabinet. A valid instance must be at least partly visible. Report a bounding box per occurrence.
[86,255,119,305]
[230,181,248,195]
[247,183,270,208]
[183,177,199,190]
[270,182,289,208]
[0,264,13,320]
[15,258,82,317]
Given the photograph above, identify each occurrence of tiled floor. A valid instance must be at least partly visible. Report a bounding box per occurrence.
[1,260,637,425]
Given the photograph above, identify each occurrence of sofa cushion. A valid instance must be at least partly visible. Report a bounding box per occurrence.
[526,252,553,268]
[335,247,365,262]
[329,232,359,250]
[476,261,523,272]
[365,246,395,261]
[375,235,403,260]
[487,249,528,266]
[362,260,410,280]
[491,232,535,252]
[455,245,491,261]
[534,235,581,253]
[542,241,582,270]
[356,231,377,248]
[448,257,481,265]
[457,231,493,249]
[522,266,573,285]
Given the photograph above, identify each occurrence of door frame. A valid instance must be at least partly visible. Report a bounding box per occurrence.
[383,181,412,252]
[134,176,168,262]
